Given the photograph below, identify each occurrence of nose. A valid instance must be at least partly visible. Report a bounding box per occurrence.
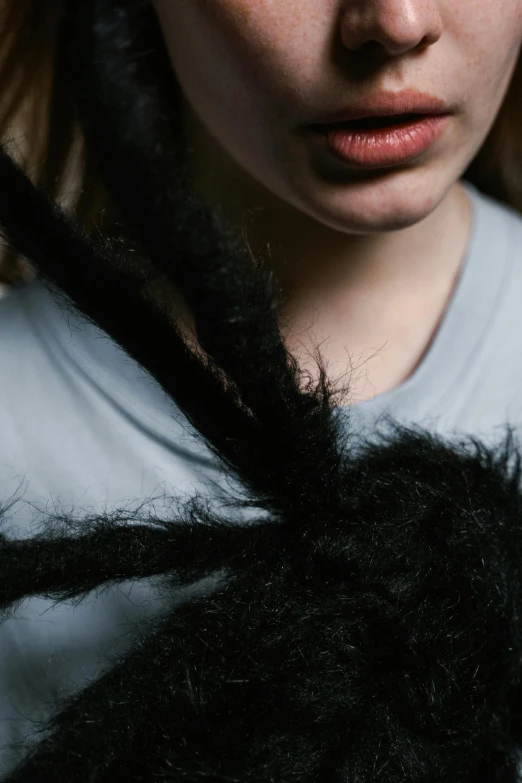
[340,0,443,57]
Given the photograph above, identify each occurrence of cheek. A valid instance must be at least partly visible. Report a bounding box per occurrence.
[155,0,283,168]
[452,0,522,74]
[448,1,522,122]
[162,0,316,86]
[156,0,269,88]
[156,0,309,132]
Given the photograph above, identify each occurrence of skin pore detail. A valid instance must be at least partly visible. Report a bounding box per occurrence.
[153,0,522,405]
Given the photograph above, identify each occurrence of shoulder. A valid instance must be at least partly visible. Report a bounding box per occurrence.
[0,280,227,534]
[0,281,39,340]
[0,282,79,503]
[431,183,522,445]
[0,281,53,388]
[461,182,522,329]
[0,280,73,396]
[463,179,516,226]
[466,182,522,248]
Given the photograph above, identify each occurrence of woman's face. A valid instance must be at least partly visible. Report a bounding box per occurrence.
[154,0,522,235]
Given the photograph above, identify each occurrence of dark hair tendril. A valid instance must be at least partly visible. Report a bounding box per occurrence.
[0,1,522,781]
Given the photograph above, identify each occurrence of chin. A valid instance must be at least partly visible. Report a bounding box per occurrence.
[311,169,452,234]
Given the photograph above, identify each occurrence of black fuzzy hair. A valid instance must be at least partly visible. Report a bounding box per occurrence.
[1,1,522,780]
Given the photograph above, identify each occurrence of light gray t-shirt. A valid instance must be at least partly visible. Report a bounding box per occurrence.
[0,178,521,774]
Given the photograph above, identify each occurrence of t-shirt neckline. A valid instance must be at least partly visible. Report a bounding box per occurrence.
[24,178,512,444]
[347,179,512,414]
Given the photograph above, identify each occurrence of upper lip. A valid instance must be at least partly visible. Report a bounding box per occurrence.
[310,89,451,125]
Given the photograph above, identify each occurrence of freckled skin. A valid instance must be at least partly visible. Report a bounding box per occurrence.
[154,0,522,231]
[153,0,522,402]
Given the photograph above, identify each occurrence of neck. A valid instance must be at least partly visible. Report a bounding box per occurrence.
[181,106,473,403]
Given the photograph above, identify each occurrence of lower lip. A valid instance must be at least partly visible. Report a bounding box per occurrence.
[312,114,451,168]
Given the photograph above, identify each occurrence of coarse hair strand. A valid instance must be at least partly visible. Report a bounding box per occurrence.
[0,2,521,782]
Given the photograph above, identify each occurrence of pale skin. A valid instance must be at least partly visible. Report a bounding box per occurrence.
[154,0,522,404]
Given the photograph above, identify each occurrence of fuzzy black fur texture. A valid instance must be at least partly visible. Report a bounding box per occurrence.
[0,1,521,780]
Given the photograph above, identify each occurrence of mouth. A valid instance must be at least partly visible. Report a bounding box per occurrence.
[308,112,451,168]
[317,113,426,131]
